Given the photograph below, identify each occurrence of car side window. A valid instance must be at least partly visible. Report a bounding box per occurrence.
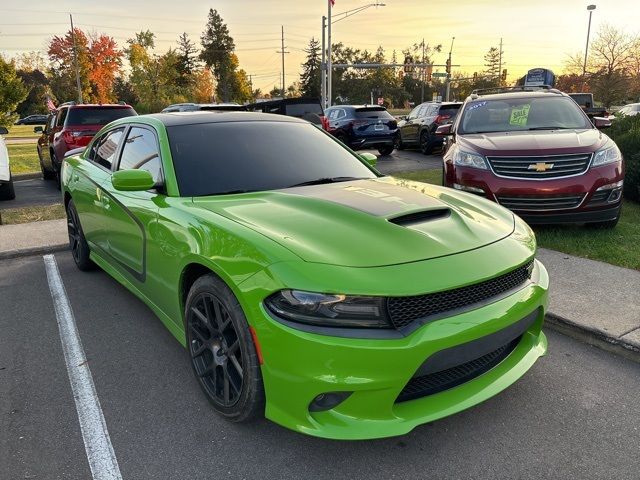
[92,128,125,170]
[118,127,163,184]
[328,109,339,120]
[407,106,421,120]
[56,108,68,127]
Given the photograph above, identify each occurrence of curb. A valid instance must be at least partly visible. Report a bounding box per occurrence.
[545,313,640,364]
[14,172,42,181]
[0,243,67,261]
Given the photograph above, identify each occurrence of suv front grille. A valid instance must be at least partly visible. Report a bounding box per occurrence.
[387,261,533,329]
[487,153,592,179]
[497,193,585,211]
[396,336,520,402]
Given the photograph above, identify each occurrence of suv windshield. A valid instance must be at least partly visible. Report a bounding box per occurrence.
[167,121,377,196]
[66,107,137,126]
[458,96,591,134]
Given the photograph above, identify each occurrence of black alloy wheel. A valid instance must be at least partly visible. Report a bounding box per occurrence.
[66,199,93,270]
[419,131,433,155]
[393,134,404,150]
[378,145,394,156]
[185,274,264,422]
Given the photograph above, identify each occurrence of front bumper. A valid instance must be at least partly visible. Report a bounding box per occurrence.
[445,162,624,224]
[239,252,549,439]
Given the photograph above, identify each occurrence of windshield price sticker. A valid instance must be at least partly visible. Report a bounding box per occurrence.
[510,104,531,126]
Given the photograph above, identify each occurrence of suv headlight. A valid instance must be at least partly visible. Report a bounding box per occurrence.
[453,150,488,169]
[592,144,622,167]
[265,290,391,328]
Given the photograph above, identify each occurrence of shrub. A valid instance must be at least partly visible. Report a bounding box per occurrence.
[607,115,640,201]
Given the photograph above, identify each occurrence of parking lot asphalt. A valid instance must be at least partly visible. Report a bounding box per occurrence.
[367,147,442,174]
[2,251,640,480]
[1,177,60,210]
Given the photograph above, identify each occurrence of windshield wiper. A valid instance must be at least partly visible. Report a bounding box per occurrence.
[286,176,364,188]
[527,126,574,130]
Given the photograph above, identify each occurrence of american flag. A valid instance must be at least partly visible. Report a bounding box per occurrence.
[46,96,56,111]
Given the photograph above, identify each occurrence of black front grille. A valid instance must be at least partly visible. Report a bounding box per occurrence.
[487,153,592,179]
[396,337,521,402]
[497,193,585,211]
[387,261,533,329]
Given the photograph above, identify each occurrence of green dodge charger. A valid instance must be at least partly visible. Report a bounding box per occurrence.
[61,111,548,440]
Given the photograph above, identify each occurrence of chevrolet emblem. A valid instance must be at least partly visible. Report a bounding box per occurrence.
[528,162,554,172]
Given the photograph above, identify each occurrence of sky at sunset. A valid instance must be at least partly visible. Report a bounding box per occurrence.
[1,0,639,91]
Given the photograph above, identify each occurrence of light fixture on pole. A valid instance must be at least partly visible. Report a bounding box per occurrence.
[322,2,385,109]
[583,4,596,78]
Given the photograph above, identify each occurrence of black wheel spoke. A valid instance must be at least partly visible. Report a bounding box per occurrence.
[229,354,243,379]
[191,305,208,326]
[212,299,224,330]
[191,341,207,357]
[223,372,230,403]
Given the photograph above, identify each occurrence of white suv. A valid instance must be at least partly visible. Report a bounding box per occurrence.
[0,127,16,200]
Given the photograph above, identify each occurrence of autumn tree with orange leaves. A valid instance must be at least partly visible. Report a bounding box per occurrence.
[48,28,122,104]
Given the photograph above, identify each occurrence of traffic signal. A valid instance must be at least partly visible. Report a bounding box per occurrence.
[445,58,451,74]
[404,56,414,73]
[501,69,508,81]
[426,64,433,82]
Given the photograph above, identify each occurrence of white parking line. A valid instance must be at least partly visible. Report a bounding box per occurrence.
[43,254,122,480]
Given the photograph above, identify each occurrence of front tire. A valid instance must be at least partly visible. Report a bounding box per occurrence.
[185,274,264,422]
[66,199,94,271]
[393,134,405,150]
[419,131,434,155]
[38,149,56,180]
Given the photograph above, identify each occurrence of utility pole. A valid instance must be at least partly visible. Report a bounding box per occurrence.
[248,74,253,101]
[445,36,455,102]
[69,14,82,104]
[327,2,333,107]
[321,16,327,109]
[583,5,596,80]
[420,38,425,104]
[498,38,503,84]
[276,26,289,98]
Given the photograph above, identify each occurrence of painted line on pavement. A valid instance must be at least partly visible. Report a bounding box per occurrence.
[43,254,123,480]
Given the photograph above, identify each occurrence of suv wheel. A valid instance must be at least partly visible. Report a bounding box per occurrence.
[393,134,404,150]
[0,175,15,201]
[38,149,55,180]
[419,131,433,155]
[377,145,394,156]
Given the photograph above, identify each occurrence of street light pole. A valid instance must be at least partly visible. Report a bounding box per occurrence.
[445,36,455,102]
[583,4,596,79]
[321,16,327,109]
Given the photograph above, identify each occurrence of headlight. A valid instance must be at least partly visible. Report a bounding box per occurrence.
[265,290,391,328]
[453,150,488,169]
[592,144,622,167]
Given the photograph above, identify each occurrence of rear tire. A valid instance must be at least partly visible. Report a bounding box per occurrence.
[38,149,56,180]
[393,134,405,150]
[0,175,15,200]
[377,145,394,156]
[66,199,94,271]
[185,274,265,423]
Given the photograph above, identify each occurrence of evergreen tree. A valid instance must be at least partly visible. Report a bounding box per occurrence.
[483,47,501,83]
[200,8,236,101]
[299,37,321,97]
[0,57,28,127]
[177,32,199,77]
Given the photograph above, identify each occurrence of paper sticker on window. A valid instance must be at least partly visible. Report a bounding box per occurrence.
[510,104,531,126]
[468,101,487,111]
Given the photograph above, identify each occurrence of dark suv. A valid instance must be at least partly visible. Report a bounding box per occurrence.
[36,102,137,182]
[325,105,398,155]
[437,87,623,227]
[396,101,462,154]
[246,97,328,130]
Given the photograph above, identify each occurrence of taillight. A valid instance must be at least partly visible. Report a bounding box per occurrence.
[62,130,76,145]
[320,115,329,131]
[434,115,451,125]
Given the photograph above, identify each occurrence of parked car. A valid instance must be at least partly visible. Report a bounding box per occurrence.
[567,92,609,119]
[438,87,623,228]
[62,111,548,439]
[325,105,398,155]
[0,126,15,200]
[161,102,247,113]
[15,114,48,125]
[35,102,137,184]
[246,97,328,130]
[617,103,640,117]
[396,101,462,154]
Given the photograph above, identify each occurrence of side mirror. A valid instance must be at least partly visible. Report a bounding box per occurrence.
[360,152,377,168]
[111,169,155,192]
[34,126,43,133]
[593,117,611,129]
[435,124,453,136]
[0,127,8,135]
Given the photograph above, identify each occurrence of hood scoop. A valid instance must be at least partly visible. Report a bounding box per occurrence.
[388,208,451,227]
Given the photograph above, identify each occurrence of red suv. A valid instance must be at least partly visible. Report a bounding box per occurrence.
[437,88,624,228]
[36,102,137,182]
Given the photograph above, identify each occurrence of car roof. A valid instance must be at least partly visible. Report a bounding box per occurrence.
[65,104,132,109]
[143,111,308,127]
[466,89,567,103]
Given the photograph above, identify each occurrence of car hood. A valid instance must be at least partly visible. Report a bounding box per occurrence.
[192,177,515,267]
[458,128,609,156]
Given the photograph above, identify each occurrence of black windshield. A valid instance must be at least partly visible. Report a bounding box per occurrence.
[167,121,378,197]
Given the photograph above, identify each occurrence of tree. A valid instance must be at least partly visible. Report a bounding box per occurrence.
[483,47,501,84]
[16,69,49,116]
[13,51,47,72]
[200,8,236,101]
[113,77,138,106]
[0,57,28,127]
[48,28,92,103]
[300,37,321,97]
[88,34,123,103]
[177,32,199,77]
[190,67,214,102]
